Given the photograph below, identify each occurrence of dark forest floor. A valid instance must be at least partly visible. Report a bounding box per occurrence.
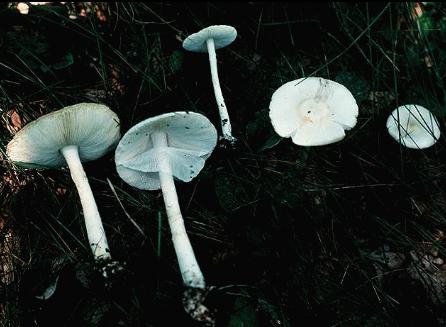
[1,2,446,326]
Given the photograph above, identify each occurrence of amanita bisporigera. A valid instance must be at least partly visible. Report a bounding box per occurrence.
[7,103,120,262]
[386,104,441,149]
[115,111,217,323]
[269,77,359,146]
[183,25,237,146]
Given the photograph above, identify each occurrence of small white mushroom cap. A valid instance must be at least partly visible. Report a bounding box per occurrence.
[182,25,237,53]
[386,104,441,149]
[269,77,359,146]
[7,103,120,168]
[115,112,218,190]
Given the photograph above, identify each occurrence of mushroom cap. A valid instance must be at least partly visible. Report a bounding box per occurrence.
[269,77,359,146]
[182,25,237,53]
[115,112,218,190]
[7,103,120,169]
[386,104,441,149]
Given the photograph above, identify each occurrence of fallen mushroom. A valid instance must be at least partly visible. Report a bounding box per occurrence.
[6,103,120,262]
[269,77,359,146]
[115,112,217,323]
[183,25,237,145]
[386,104,441,149]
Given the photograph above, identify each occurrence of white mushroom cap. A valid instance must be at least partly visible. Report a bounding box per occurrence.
[7,103,120,168]
[182,25,237,53]
[386,104,441,149]
[115,112,218,190]
[269,77,359,146]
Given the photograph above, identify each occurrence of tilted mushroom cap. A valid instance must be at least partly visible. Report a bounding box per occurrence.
[386,104,441,149]
[182,25,237,53]
[7,103,120,168]
[269,77,358,146]
[115,112,218,190]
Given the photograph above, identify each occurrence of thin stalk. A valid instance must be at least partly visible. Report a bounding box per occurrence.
[206,38,236,144]
[150,131,205,289]
[60,145,111,261]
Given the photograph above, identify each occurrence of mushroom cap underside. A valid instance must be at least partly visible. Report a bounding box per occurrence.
[115,111,218,190]
[183,25,237,53]
[7,103,120,168]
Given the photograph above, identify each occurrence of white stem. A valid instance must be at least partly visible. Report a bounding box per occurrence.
[206,38,236,144]
[151,131,205,289]
[315,78,331,103]
[61,145,111,261]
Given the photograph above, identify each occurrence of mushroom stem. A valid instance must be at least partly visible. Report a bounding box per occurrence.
[60,145,111,261]
[315,78,331,103]
[206,38,236,144]
[150,131,205,289]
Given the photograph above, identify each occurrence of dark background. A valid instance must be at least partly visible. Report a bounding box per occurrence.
[1,2,446,326]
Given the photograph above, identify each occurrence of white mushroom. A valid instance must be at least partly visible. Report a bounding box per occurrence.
[16,2,52,14]
[183,25,237,145]
[269,77,359,146]
[115,112,217,322]
[386,104,441,149]
[7,103,120,261]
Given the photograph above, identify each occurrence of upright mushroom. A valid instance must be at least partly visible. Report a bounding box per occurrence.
[386,104,441,149]
[7,103,120,262]
[183,25,237,145]
[115,112,217,323]
[269,77,359,146]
